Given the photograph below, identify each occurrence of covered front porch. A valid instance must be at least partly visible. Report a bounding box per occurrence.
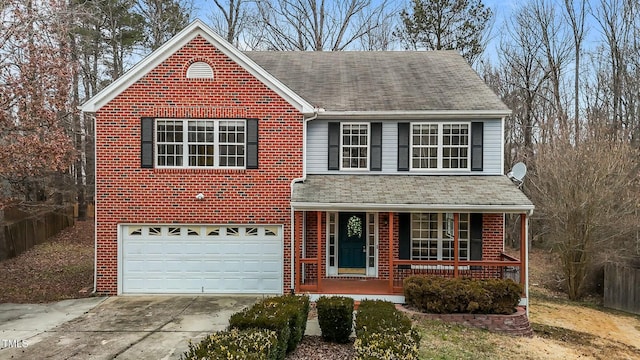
[290,175,535,304]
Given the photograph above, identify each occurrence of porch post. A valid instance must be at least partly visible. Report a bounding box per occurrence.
[453,213,459,278]
[294,211,301,292]
[519,213,527,295]
[317,211,322,291]
[388,212,394,291]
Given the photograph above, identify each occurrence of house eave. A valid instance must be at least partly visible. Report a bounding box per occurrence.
[79,19,315,114]
[290,202,534,213]
[314,109,512,120]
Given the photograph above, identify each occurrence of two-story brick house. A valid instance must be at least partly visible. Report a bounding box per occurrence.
[81,20,533,305]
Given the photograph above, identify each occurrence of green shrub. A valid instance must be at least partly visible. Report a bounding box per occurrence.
[403,276,522,314]
[228,301,291,359]
[481,278,522,314]
[180,328,278,360]
[353,300,420,360]
[268,295,310,351]
[228,295,309,357]
[355,300,412,337]
[316,296,354,343]
[354,330,420,360]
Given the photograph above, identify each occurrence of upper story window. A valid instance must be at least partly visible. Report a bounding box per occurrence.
[341,122,369,170]
[411,122,469,170]
[411,213,469,261]
[156,119,245,168]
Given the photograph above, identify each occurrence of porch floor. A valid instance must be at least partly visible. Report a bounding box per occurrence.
[306,279,402,295]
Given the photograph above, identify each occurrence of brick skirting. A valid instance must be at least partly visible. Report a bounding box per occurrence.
[400,306,534,337]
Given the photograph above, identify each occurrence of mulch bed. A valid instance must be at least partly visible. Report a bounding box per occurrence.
[287,336,355,359]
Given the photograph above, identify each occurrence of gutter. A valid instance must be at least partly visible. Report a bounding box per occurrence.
[289,109,319,292]
[290,202,535,213]
[315,109,512,120]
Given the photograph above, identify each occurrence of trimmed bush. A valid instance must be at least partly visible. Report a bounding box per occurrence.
[403,276,522,314]
[353,300,420,360]
[180,328,278,360]
[354,330,420,360]
[228,295,309,357]
[270,295,310,351]
[355,300,412,337]
[228,302,291,360]
[316,296,354,343]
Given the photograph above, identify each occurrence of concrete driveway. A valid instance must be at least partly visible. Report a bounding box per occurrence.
[0,295,261,360]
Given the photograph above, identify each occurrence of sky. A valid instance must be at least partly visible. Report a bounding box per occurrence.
[190,0,602,63]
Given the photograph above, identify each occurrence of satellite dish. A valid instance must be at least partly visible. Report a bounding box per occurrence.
[507,162,527,186]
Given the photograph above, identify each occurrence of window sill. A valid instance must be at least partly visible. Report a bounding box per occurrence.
[154,168,247,174]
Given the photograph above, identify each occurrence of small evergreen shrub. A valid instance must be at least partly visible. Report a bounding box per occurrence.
[354,300,412,337]
[481,278,523,314]
[316,296,354,343]
[269,295,310,351]
[354,330,420,360]
[353,300,420,360]
[228,295,309,357]
[228,301,291,359]
[180,328,278,360]
[403,276,522,314]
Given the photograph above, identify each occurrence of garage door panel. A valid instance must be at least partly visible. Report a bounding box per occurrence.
[122,225,282,294]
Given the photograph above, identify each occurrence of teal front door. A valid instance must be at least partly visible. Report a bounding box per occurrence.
[338,212,366,268]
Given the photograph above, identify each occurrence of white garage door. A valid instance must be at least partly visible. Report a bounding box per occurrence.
[121,224,283,294]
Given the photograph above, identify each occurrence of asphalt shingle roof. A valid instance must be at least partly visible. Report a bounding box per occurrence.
[291,175,534,211]
[245,51,509,112]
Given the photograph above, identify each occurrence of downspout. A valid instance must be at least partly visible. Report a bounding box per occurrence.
[290,109,320,293]
[525,208,533,317]
[92,114,98,294]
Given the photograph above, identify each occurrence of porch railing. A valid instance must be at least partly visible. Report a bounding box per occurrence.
[391,254,524,293]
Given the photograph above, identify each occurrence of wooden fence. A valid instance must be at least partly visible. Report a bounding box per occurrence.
[604,262,640,315]
[0,206,74,261]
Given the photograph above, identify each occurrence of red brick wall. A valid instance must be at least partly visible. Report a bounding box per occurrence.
[95,35,303,294]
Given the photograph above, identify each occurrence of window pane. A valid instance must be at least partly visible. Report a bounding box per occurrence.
[341,123,368,169]
[218,120,245,168]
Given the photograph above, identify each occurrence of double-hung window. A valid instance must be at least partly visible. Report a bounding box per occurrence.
[341,122,369,170]
[156,119,246,168]
[411,213,469,261]
[411,123,470,170]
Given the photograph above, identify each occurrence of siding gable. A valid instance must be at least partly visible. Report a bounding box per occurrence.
[307,119,503,175]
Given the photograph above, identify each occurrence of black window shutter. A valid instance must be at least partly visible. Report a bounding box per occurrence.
[328,122,340,170]
[397,123,410,171]
[471,122,483,171]
[470,213,483,269]
[246,119,259,169]
[398,213,411,264]
[370,122,382,171]
[141,117,154,168]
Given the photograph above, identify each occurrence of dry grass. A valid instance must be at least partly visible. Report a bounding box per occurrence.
[0,220,94,303]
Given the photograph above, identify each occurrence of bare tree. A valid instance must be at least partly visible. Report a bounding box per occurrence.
[528,127,639,300]
[136,0,193,51]
[250,0,394,51]
[210,0,252,46]
[563,0,587,143]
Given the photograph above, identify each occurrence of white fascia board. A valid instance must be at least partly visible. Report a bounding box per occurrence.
[314,110,512,120]
[290,202,534,213]
[80,19,315,114]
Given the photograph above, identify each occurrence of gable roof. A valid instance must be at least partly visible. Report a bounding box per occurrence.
[80,20,315,114]
[245,51,510,118]
[81,20,509,118]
